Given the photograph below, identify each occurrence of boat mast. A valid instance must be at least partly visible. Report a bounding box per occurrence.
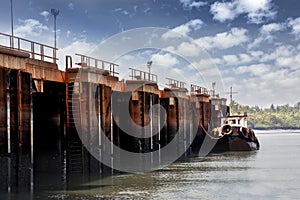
[226,86,238,114]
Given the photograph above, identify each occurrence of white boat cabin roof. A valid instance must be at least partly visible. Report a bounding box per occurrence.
[221,114,248,127]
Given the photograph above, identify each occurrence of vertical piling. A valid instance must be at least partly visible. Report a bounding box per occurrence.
[0,68,7,154]
[33,81,65,190]
[0,68,8,191]
[190,93,211,155]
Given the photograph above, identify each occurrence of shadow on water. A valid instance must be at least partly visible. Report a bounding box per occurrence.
[2,132,300,199]
[0,137,259,200]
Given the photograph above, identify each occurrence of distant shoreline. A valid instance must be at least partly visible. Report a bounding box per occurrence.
[253,129,300,134]
[252,127,300,130]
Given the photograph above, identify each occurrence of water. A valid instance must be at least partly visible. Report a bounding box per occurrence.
[2,130,300,199]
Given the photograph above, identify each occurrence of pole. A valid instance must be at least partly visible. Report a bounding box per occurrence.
[51,9,59,50]
[147,61,152,81]
[10,0,14,47]
[11,0,13,36]
[54,14,56,50]
[225,86,237,114]
[230,86,232,109]
[51,9,59,63]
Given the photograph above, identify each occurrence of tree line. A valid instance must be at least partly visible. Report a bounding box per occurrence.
[231,101,300,129]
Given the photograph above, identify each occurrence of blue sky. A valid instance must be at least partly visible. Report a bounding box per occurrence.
[0,0,300,107]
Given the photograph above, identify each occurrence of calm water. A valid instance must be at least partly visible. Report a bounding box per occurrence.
[2,130,300,199]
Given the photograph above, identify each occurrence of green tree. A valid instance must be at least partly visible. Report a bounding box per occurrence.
[230,101,300,129]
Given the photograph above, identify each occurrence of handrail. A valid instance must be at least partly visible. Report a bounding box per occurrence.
[166,78,186,89]
[0,32,58,63]
[191,84,208,95]
[75,53,119,77]
[129,68,157,82]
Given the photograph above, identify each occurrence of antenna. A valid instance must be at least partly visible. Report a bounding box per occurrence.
[225,86,238,114]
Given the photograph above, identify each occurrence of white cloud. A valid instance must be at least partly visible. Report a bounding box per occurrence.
[112,8,130,16]
[176,42,202,57]
[239,53,252,63]
[189,58,222,71]
[196,27,249,50]
[210,0,277,24]
[68,2,74,10]
[222,53,255,66]
[238,0,277,23]
[274,51,300,70]
[288,17,300,40]
[223,54,239,65]
[66,30,71,38]
[40,11,50,21]
[180,0,207,10]
[249,50,264,58]
[261,45,296,62]
[210,1,236,22]
[150,53,179,67]
[260,22,284,34]
[113,8,122,12]
[229,45,300,72]
[219,43,300,106]
[144,8,151,14]
[226,65,300,106]
[15,19,48,38]
[58,40,97,70]
[162,19,204,39]
[249,23,285,49]
[236,63,271,76]
[122,10,129,15]
[164,40,204,58]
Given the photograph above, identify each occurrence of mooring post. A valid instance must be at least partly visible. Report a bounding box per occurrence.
[6,70,11,155]
[29,73,34,192]
[150,94,153,167]
[6,70,11,193]
[110,92,114,175]
[98,85,103,175]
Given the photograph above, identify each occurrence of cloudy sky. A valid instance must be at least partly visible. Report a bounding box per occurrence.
[0,0,300,107]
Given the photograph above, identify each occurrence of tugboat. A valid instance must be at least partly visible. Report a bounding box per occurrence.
[210,112,260,152]
[207,85,260,152]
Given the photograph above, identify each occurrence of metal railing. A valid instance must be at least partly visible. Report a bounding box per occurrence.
[0,32,58,63]
[166,78,186,89]
[190,84,208,95]
[75,53,119,77]
[129,68,157,82]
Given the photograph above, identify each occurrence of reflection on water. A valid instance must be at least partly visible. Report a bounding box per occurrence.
[1,131,300,199]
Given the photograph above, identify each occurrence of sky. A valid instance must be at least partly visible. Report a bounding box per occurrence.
[0,0,300,107]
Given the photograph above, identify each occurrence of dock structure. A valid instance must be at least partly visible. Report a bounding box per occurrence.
[65,54,121,176]
[0,33,222,191]
[189,84,211,154]
[0,32,64,192]
[159,78,190,158]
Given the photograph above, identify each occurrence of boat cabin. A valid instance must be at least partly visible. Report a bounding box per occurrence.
[221,113,248,127]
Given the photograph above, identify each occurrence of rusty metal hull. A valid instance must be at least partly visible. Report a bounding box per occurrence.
[228,137,259,151]
[208,127,260,152]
